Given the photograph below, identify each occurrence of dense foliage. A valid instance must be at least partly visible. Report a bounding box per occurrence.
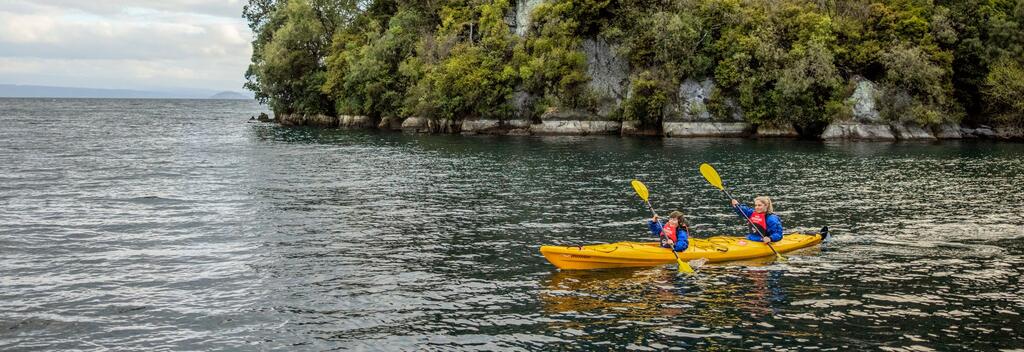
[245,0,1024,128]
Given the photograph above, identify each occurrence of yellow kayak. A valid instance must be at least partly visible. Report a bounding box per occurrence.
[540,230,828,270]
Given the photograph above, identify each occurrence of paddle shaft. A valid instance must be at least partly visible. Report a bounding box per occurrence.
[644,200,659,218]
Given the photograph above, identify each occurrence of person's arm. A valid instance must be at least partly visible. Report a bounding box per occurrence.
[647,218,664,237]
[766,215,784,242]
[732,201,754,218]
[673,228,689,252]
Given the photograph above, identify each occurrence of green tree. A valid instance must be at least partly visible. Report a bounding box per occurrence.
[709,1,843,126]
[243,0,1021,130]
[245,0,350,115]
[984,57,1024,124]
[403,0,520,120]
[622,70,671,127]
[944,0,1023,123]
[324,7,429,118]
[516,1,598,112]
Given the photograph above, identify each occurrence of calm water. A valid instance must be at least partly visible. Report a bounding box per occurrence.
[2,98,1023,351]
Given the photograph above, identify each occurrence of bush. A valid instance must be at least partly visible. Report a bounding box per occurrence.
[323,8,427,118]
[245,0,337,116]
[516,2,592,111]
[710,1,843,127]
[877,44,956,124]
[984,58,1024,124]
[622,70,670,127]
[402,0,519,120]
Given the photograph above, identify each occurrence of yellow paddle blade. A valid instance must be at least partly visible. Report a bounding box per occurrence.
[677,258,695,274]
[630,179,649,201]
[772,246,788,262]
[699,163,724,190]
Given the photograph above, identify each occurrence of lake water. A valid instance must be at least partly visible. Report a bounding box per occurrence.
[2,98,1023,350]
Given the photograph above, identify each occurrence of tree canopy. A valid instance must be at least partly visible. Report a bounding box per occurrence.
[245,0,1024,127]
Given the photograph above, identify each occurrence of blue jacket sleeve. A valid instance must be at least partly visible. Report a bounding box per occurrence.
[734,204,754,218]
[766,214,784,242]
[673,229,689,252]
[647,220,664,237]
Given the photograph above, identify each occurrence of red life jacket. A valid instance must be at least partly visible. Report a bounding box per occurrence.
[749,212,768,233]
[660,222,678,244]
[660,221,688,247]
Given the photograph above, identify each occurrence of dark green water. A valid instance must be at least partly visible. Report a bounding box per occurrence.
[2,98,1023,350]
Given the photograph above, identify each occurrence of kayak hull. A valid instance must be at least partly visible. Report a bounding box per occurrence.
[540,233,824,270]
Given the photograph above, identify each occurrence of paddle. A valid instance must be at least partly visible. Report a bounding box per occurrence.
[630,179,695,274]
[698,163,787,262]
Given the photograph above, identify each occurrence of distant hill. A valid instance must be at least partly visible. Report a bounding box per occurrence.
[0,84,250,99]
[208,91,251,100]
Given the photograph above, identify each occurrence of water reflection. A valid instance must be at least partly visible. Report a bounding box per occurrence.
[540,262,805,343]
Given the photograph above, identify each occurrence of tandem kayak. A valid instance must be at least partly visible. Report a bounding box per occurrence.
[540,228,829,270]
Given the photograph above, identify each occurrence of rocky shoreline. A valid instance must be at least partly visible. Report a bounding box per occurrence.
[261,69,1024,140]
[266,111,1022,141]
[259,72,1022,141]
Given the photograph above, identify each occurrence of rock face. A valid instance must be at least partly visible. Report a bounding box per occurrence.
[659,79,750,137]
[531,120,622,135]
[995,125,1024,140]
[756,124,799,138]
[666,79,715,122]
[891,123,936,139]
[402,118,461,133]
[401,117,429,133]
[663,78,745,125]
[461,118,531,135]
[275,113,298,126]
[338,115,375,129]
[511,0,546,36]
[305,114,338,127]
[820,122,895,140]
[510,91,534,120]
[958,124,1024,140]
[820,78,895,140]
[848,78,882,123]
[378,116,404,130]
[932,123,962,139]
[461,118,500,133]
[534,108,621,135]
[257,112,272,122]
[276,113,338,127]
[663,122,752,137]
[621,120,660,136]
[962,125,996,138]
[582,37,630,117]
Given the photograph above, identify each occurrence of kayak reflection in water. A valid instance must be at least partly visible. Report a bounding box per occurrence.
[731,196,784,243]
[646,210,690,252]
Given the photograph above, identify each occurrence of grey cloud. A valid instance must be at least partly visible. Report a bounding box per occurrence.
[8,0,245,19]
[0,57,249,92]
[0,1,254,91]
[0,18,251,61]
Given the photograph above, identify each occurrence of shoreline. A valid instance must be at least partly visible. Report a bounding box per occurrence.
[264,113,1024,142]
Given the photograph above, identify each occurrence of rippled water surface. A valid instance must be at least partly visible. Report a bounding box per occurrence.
[2,98,1023,350]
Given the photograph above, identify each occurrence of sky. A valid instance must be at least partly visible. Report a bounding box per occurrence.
[0,0,253,93]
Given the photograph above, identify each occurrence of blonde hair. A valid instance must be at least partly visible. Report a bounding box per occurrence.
[754,196,774,213]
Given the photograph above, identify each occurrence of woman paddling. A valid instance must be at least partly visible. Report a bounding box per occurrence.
[731,196,783,243]
[646,211,689,252]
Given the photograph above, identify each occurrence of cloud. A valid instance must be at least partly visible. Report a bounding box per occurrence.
[0,57,249,91]
[5,0,246,19]
[0,0,254,92]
